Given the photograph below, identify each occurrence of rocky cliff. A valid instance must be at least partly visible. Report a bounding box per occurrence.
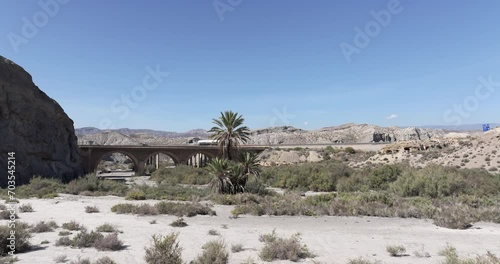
[0,56,81,186]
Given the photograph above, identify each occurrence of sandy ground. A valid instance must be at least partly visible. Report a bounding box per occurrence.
[4,195,500,264]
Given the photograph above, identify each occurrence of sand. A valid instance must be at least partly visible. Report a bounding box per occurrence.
[5,194,500,264]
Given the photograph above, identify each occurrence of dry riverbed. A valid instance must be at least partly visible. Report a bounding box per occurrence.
[5,194,500,264]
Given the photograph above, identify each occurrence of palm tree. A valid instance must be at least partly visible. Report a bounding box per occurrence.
[208,111,251,160]
[206,157,234,194]
[237,152,260,188]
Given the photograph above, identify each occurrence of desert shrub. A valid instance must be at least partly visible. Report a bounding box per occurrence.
[62,221,84,231]
[96,223,119,233]
[259,232,313,262]
[135,184,210,201]
[85,206,100,213]
[169,218,188,227]
[125,190,146,200]
[433,205,475,229]
[0,210,16,220]
[93,256,117,264]
[231,244,244,253]
[72,230,104,248]
[65,174,128,196]
[93,233,124,251]
[19,204,34,213]
[344,147,356,154]
[192,240,229,264]
[31,221,57,233]
[386,245,406,257]
[390,165,500,198]
[111,203,158,215]
[144,233,183,264]
[155,201,216,217]
[367,164,403,190]
[55,237,72,247]
[347,258,381,264]
[58,231,71,236]
[15,176,64,198]
[260,162,352,191]
[151,165,211,185]
[0,222,32,255]
[70,257,91,264]
[208,229,220,236]
[54,254,68,263]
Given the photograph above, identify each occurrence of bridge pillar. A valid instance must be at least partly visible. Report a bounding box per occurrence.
[137,161,146,176]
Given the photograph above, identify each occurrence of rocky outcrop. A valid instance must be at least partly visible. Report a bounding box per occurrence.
[0,56,81,186]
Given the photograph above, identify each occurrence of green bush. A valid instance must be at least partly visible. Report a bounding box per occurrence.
[65,174,128,196]
[151,165,211,185]
[144,233,183,264]
[14,177,64,198]
[390,165,500,198]
[125,190,146,200]
[344,147,356,154]
[260,162,352,192]
[192,240,229,264]
[0,222,32,256]
[111,202,215,217]
[136,184,210,201]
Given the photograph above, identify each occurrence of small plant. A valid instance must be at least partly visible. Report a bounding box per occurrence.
[19,204,34,213]
[144,233,183,264]
[221,224,228,229]
[94,256,117,264]
[169,218,188,227]
[259,232,313,262]
[386,245,406,257]
[96,223,119,233]
[347,257,381,264]
[93,233,124,251]
[55,236,72,247]
[70,257,91,264]
[231,243,244,253]
[31,221,57,233]
[85,205,100,213]
[192,240,229,264]
[149,220,157,224]
[72,230,104,248]
[208,229,220,236]
[62,221,84,231]
[41,240,50,244]
[125,190,146,200]
[54,254,68,263]
[58,230,71,236]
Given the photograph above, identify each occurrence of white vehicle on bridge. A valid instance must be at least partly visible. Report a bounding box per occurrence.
[187,138,218,145]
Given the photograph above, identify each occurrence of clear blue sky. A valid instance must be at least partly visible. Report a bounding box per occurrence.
[1,1,499,131]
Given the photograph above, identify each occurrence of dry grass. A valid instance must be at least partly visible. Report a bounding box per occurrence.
[85,206,100,213]
[144,233,183,264]
[259,231,314,262]
[192,240,229,264]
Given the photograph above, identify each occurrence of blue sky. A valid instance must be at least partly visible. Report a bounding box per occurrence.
[1,1,499,131]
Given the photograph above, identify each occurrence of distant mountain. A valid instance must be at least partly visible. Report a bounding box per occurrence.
[75,127,208,138]
[416,123,500,131]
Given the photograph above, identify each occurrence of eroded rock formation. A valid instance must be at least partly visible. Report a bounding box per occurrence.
[0,56,81,186]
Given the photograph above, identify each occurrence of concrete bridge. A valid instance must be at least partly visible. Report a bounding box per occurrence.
[78,145,267,175]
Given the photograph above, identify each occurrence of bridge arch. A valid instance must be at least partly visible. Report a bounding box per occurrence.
[94,150,139,174]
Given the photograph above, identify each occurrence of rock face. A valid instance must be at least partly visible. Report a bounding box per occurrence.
[0,56,81,187]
